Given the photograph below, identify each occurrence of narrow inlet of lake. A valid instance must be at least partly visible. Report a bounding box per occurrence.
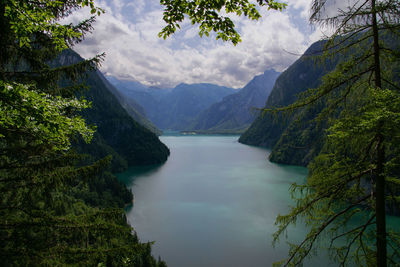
[118,135,330,266]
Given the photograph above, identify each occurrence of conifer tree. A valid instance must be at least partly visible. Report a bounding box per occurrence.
[0,1,165,265]
[272,0,400,266]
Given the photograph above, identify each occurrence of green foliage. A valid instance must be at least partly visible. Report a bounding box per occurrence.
[0,81,94,149]
[4,0,103,50]
[239,40,338,166]
[271,0,400,266]
[78,68,170,166]
[54,49,170,170]
[274,87,400,266]
[0,1,167,266]
[159,0,287,45]
[73,170,133,208]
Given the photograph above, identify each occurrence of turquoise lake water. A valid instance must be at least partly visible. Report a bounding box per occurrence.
[117,135,398,266]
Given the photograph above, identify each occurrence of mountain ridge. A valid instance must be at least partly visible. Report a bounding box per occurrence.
[108,78,236,130]
[239,40,339,166]
[57,50,170,172]
[187,69,280,133]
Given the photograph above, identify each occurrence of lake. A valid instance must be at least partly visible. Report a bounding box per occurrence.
[117,135,386,266]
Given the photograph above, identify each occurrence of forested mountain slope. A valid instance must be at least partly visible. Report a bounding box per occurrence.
[58,50,170,172]
[98,74,162,135]
[240,32,400,167]
[239,40,339,166]
[0,2,168,265]
[188,69,280,133]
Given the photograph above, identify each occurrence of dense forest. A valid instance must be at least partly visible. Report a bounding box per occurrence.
[239,39,341,165]
[246,2,400,266]
[0,1,168,266]
[1,0,399,266]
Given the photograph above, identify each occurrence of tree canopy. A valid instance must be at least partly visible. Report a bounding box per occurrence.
[2,0,399,266]
[0,1,166,265]
[159,0,287,45]
[271,0,400,266]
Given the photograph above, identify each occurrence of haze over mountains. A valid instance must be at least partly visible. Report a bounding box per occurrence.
[86,37,337,169]
[107,78,236,130]
[188,69,280,133]
[107,69,280,133]
[67,33,398,171]
[79,36,381,169]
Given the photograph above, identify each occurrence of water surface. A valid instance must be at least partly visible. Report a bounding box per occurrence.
[118,135,349,266]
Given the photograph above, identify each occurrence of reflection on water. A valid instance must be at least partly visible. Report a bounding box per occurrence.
[118,164,165,187]
[116,135,315,267]
[117,135,399,267]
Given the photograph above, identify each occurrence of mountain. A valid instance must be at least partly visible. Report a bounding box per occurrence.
[106,75,149,92]
[57,50,170,172]
[156,83,236,129]
[108,78,236,130]
[187,69,280,133]
[97,74,162,135]
[239,40,339,166]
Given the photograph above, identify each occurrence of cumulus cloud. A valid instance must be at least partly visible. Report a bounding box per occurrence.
[70,0,322,88]
[290,0,313,18]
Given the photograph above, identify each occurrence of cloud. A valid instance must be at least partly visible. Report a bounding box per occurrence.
[290,0,313,18]
[70,0,321,88]
[126,0,145,15]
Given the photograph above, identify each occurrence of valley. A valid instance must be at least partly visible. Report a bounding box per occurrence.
[3,1,399,266]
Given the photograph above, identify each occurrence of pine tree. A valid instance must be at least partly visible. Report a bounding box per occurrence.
[0,1,166,265]
[272,0,400,266]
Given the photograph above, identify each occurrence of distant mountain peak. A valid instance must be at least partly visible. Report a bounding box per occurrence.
[187,68,280,134]
[110,78,235,130]
[264,69,280,75]
[106,75,148,92]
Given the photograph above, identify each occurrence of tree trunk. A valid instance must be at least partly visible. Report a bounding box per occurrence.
[371,0,387,266]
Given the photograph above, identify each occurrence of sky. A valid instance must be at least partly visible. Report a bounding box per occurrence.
[70,0,328,89]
